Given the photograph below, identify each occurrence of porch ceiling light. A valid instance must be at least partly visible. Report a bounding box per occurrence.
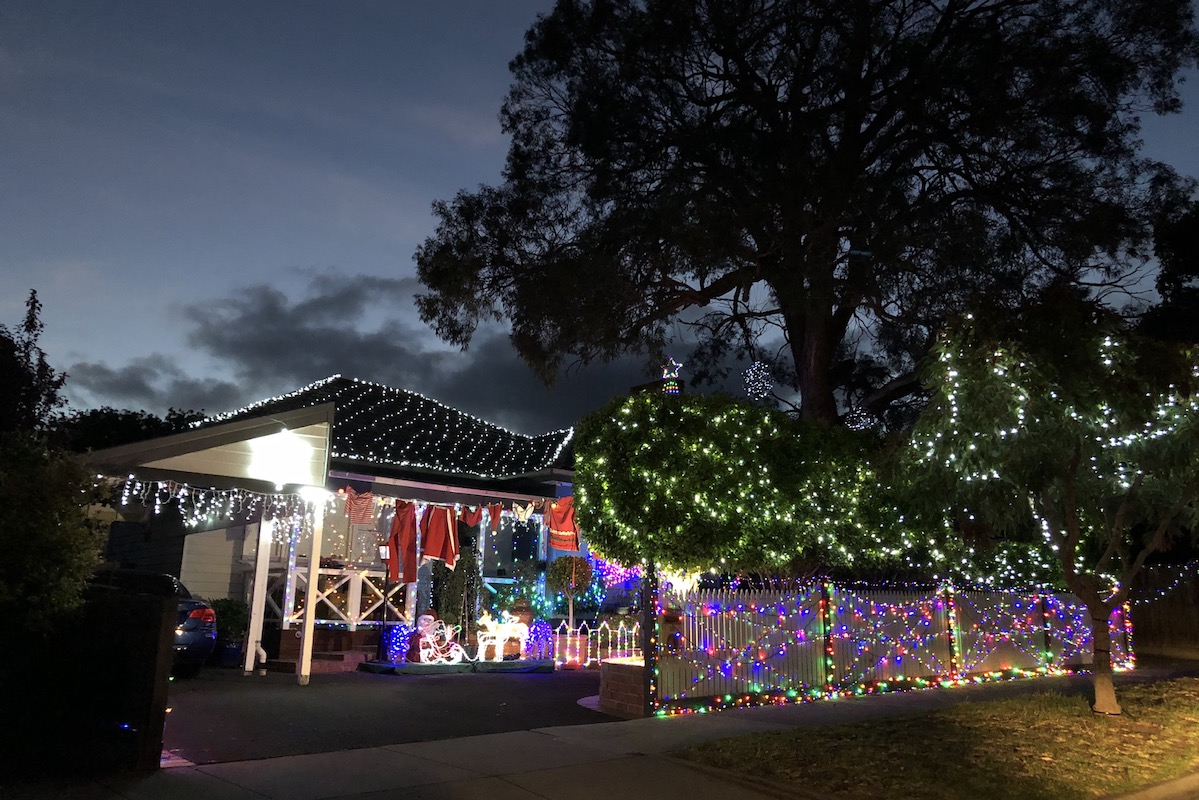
[298,484,332,505]
[248,430,314,490]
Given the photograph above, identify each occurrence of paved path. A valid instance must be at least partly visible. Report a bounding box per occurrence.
[162,666,610,764]
[4,657,1198,800]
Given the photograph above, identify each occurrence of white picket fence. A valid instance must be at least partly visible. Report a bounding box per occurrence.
[554,620,641,667]
[655,585,1131,706]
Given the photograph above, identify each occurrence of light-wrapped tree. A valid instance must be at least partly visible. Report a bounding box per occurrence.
[575,391,952,576]
[904,291,1199,714]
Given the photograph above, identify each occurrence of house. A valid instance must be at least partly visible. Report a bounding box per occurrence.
[88,375,581,683]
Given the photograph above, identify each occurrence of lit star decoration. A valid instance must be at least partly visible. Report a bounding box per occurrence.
[661,358,683,395]
[742,361,773,401]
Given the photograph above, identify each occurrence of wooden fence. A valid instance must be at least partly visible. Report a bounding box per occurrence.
[1129,563,1199,659]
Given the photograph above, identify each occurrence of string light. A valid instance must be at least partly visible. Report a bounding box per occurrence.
[843,408,879,432]
[575,392,962,578]
[648,581,1133,716]
[907,319,1199,610]
[742,361,773,401]
[201,375,574,479]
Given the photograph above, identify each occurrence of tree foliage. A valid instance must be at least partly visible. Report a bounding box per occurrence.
[0,294,105,634]
[0,290,66,435]
[0,432,106,634]
[575,391,949,575]
[52,406,207,453]
[416,0,1198,423]
[903,291,1199,712]
[1139,197,1199,344]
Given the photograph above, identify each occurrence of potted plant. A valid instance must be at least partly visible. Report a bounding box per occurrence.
[211,597,250,668]
[546,556,592,630]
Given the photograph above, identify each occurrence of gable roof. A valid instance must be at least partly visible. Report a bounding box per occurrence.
[202,375,574,480]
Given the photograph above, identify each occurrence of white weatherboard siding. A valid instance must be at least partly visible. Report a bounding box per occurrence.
[181,526,246,600]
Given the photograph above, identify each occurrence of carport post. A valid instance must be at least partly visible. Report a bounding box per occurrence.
[298,491,328,686]
[244,520,272,675]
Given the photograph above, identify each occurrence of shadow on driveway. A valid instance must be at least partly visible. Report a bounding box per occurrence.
[165,667,613,764]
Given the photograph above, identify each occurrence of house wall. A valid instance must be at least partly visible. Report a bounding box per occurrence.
[105,508,188,576]
[180,526,247,601]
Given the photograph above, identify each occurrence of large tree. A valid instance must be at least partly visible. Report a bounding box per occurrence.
[903,291,1199,714]
[1138,197,1199,344]
[416,0,1198,424]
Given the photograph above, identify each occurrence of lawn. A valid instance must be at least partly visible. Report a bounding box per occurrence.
[674,678,1199,800]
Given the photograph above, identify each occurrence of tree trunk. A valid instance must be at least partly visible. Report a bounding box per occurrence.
[567,595,574,631]
[1089,604,1121,715]
[782,300,839,424]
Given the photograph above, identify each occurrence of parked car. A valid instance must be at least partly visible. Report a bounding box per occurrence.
[88,568,217,677]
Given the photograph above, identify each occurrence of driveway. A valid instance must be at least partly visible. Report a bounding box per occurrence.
[165,667,613,765]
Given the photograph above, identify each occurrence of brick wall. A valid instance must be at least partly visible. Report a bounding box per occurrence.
[599,657,645,718]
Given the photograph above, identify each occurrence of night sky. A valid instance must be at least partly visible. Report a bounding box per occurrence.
[3,2,1197,434]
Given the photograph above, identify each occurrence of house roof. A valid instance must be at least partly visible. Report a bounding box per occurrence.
[201,375,574,481]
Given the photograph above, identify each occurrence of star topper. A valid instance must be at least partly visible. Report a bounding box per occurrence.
[661,357,684,381]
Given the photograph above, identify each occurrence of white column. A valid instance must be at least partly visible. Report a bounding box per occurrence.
[405,581,417,624]
[243,521,272,675]
[297,500,325,686]
[346,571,363,632]
[282,529,298,630]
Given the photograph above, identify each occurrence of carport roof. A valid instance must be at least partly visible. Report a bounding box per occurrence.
[201,375,574,481]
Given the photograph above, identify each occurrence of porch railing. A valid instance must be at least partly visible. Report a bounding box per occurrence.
[263,567,408,630]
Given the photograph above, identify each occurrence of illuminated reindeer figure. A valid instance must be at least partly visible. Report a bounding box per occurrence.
[475,610,529,662]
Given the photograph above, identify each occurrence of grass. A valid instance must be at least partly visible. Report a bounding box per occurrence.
[674,678,1199,800]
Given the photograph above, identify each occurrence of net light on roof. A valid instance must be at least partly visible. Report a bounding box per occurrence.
[203,375,575,479]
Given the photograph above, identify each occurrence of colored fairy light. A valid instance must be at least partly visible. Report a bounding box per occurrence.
[644,579,1132,717]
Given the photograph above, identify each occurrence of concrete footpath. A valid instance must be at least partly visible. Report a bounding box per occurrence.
[5,662,1199,800]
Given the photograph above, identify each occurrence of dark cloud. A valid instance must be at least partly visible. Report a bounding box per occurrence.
[64,355,242,414]
[65,270,674,433]
[418,333,656,432]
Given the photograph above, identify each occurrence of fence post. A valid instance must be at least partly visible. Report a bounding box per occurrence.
[1039,594,1054,671]
[942,584,959,680]
[819,580,834,694]
[1121,601,1134,664]
[641,562,659,717]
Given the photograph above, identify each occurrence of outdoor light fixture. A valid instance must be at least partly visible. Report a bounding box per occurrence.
[297,484,331,505]
[248,430,316,490]
[377,544,391,662]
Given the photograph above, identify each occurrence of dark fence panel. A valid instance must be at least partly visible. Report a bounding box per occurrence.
[0,591,174,780]
[1131,564,1199,659]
